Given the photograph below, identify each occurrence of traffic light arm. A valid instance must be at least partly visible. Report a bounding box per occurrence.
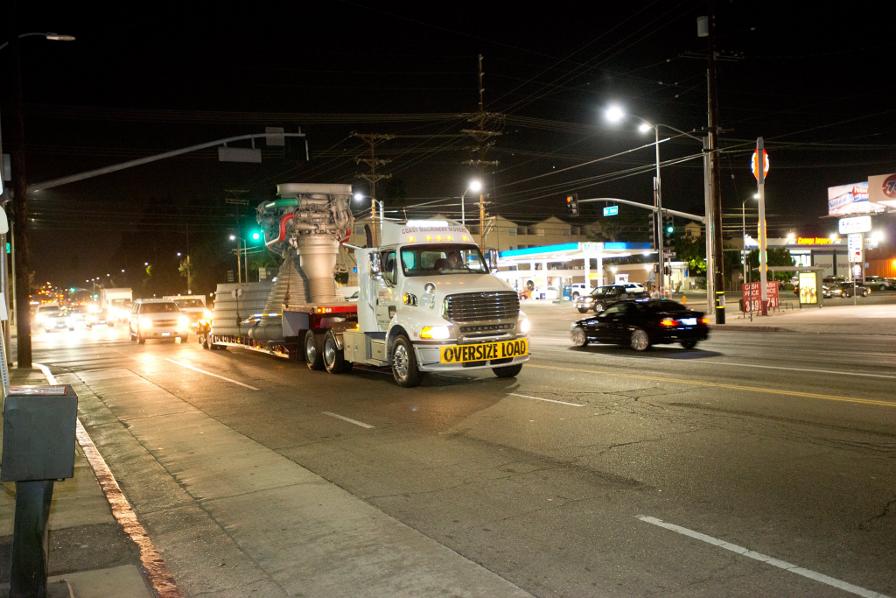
[29,132,308,193]
[577,197,705,223]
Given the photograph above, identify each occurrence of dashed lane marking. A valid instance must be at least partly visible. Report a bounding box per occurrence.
[509,393,584,407]
[163,358,260,390]
[637,515,889,598]
[322,411,375,429]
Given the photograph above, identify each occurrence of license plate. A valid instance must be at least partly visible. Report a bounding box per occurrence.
[680,318,697,326]
[161,332,171,337]
[439,338,529,364]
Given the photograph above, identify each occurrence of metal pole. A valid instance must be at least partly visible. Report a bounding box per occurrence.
[9,479,54,597]
[757,138,769,316]
[654,126,664,295]
[707,9,726,324]
[235,246,242,284]
[742,201,747,285]
[703,136,714,316]
[8,6,33,366]
[461,191,466,226]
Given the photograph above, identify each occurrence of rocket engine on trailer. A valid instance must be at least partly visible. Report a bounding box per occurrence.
[246,184,354,343]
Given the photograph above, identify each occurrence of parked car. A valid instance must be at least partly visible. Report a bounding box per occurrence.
[566,283,594,300]
[570,299,710,351]
[822,284,844,299]
[838,281,870,298]
[129,299,191,344]
[575,284,649,314]
[863,276,890,291]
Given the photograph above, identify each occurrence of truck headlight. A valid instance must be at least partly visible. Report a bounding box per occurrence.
[177,315,190,331]
[202,309,213,321]
[139,317,153,330]
[420,325,450,340]
[519,317,531,334]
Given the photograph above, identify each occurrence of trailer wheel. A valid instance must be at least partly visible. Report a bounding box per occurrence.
[391,335,422,387]
[323,331,351,374]
[305,330,324,370]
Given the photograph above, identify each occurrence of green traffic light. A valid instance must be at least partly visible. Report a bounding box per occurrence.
[666,226,673,233]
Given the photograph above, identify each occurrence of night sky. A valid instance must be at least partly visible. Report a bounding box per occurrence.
[4,1,894,292]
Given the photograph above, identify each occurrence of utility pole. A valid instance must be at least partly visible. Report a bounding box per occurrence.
[702,6,726,324]
[8,6,32,366]
[225,193,249,285]
[461,55,501,248]
[353,133,393,246]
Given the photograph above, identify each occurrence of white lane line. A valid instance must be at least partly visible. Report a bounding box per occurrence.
[537,347,896,381]
[322,411,375,429]
[637,515,889,598]
[711,361,896,381]
[34,362,58,384]
[163,358,260,390]
[509,393,584,407]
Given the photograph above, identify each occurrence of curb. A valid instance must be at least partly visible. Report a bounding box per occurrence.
[711,325,785,332]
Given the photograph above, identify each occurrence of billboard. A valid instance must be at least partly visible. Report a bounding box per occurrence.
[827,181,884,216]
[868,173,896,210]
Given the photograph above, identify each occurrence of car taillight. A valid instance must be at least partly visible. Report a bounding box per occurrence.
[701,316,710,325]
[660,318,677,327]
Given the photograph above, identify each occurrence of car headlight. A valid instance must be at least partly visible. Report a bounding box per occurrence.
[177,315,190,331]
[202,309,213,320]
[518,317,531,334]
[139,317,153,330]
[420,325,451,340]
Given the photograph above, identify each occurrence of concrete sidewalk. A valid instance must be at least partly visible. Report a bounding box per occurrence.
[14,361,532,597]
[0,368,153,597]
[715,303,896,334]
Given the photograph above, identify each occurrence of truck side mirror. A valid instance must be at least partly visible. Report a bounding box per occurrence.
[369,252,382,276]
[0,209,8,235]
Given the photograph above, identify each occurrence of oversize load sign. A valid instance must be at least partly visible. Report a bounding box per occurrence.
[440,338,529,364]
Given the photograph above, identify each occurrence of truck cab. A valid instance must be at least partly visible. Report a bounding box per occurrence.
[342,220,530,386]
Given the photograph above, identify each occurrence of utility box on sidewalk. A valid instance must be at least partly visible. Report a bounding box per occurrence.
[1,385,78,482]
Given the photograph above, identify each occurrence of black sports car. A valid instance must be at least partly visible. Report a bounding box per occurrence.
[570,299,709,351]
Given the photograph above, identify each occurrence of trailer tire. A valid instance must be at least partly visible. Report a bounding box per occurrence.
[323,331,351,374]
[391,335,422,387]
[305,330,324,370]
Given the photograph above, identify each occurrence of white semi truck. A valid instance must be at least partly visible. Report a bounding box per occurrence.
[199,183,529,387]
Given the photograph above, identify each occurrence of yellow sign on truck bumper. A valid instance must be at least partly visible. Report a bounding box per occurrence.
[439,338,529,364]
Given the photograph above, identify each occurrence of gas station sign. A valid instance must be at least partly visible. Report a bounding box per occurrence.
[838,215,872,235]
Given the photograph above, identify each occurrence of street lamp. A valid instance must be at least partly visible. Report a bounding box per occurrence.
[0,32,76,52]
[353,192,383,246]
[604,104,705,297]
[461,179,482,226]
[1,31,76,367]
[742,196,758,284]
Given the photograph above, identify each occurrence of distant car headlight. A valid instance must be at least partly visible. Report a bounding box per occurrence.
[519,317,531,334]
[420,325,450,340]
[87,303,101,314]
[202,309,213,320]
[139,317,153,330]
[177,315,190,331]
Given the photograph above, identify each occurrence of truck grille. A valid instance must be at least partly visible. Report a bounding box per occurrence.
[154,319,178,328]
[445,292,519,323]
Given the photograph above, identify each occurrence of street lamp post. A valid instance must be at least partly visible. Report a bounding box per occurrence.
[742,194,758,285]
[353,193,382,246]
[605,105,704,296]
[461,179,482,227]
[2,28,76,368]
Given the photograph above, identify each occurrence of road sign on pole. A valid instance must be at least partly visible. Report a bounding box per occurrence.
[602,205,619,217]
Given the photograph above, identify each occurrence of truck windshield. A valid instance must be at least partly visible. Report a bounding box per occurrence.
[174,299,204,308]
[400,244,488,276]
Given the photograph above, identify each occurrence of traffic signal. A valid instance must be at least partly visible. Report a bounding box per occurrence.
[663,215,674,242]
[649,214,657,248]
[565,193,579,217]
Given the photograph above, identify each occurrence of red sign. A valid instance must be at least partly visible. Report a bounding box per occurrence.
[751,149,770,181]
[741,281,779,312]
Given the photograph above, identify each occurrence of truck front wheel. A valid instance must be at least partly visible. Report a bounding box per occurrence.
[493,364,523,378]
[391,335,422,387]
[323,331,351,374]
[305,330,324,370]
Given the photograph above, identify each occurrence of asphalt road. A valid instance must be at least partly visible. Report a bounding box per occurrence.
[34,305,896,597]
